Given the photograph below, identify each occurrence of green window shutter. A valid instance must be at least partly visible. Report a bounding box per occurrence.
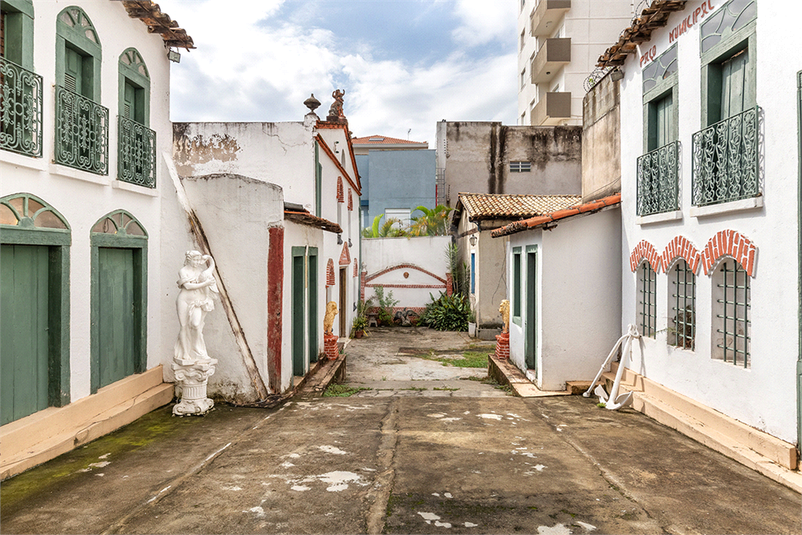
[720,48,748,119]
[648,92,673,150]
[64,46,82,94]
[123,80,145,123]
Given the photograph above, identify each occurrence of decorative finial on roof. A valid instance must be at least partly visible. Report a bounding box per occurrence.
[304,93,321,114]
[327,89,346,123]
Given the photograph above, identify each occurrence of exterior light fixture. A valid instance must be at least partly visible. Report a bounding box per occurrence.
[469,235,477,247]
[610,68,624,81]
[167,49,181,63]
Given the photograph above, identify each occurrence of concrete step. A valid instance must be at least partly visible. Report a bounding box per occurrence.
[598,365,801,493]
[1,367,174,480]
[488,356,570,398]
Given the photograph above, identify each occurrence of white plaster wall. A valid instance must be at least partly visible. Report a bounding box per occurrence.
[507,209,622,391]
[618,0,801,443]
[362,236,451,309]
[0,0,173,403]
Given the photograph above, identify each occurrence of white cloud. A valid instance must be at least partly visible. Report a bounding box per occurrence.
[160,0,517,144]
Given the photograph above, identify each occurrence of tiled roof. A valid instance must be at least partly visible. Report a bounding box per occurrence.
[491,194,621,238]
[284,211,342,234]
[351,135,426,145]
[121,1,194,49]
[457,193,582,221]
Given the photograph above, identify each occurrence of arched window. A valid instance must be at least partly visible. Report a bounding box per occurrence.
[1,0,42,158]
[667,259,695,350]
[90,210,148,392]
[117,49,156,187]
[637,260,657,338]
[55,6,108,175]
[0,193,71,424]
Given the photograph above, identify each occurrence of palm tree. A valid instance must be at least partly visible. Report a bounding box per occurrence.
[409,205,452,236]
[362,214,408,238]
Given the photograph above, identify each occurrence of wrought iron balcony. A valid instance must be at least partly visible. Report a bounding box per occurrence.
[118,116,156,188]
[692,106,759,207]
[636,140,680,216]
[0,57,43,158]
[55,86,109,175]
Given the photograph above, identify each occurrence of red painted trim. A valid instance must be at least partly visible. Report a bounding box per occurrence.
[339,242,351,266]
[267,226,284,393]
[315,134,361,195]
[365,283,446,289]
[317,122,363,193]
[491,193,621,237]
[365,263,447,284]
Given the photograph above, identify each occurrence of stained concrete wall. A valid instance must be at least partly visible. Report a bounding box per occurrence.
[582,73,621,202]
[437,122,581,206]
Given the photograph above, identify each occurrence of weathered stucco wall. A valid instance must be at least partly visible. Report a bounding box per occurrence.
[582,74,621,202]
[439,122,581,205]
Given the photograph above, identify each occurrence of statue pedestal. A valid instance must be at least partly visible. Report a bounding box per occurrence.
[495,332,510,360]
[172,357,217,416]
[324,333,339,361]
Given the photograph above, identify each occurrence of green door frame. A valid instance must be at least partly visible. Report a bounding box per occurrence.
[90,210,147,394]
[0,193,71,414]
[307,247,319,363]
[524,245,538,371]
[292,246,306,376]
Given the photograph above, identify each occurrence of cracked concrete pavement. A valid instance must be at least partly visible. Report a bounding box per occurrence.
[1,328,800,534]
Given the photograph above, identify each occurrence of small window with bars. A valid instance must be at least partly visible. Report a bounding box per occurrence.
[713,259,750,367]
[668,260,695,350]
[510,161,531,173]
[638,261,657,338]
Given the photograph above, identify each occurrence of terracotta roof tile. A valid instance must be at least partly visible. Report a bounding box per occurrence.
[284,210,342,234]
[121,1,194,49]
[491,193,621,238]
[351,135,426,145]
[457,193,582,221]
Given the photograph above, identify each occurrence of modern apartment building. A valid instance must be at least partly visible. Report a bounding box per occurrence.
[517,0,632,126]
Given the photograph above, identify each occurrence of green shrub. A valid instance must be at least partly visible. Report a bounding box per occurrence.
[419,292,470,332]
[374,286,399,326]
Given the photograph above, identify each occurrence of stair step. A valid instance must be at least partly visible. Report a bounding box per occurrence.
[1,371,174,480]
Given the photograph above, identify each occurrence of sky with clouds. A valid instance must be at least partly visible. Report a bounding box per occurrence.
[157,0,518,146]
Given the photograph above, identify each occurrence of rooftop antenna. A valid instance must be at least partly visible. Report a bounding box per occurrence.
[407,128,411,140]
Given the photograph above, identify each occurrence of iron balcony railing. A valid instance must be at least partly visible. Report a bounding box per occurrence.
[0,57,43,158]
[692,106,759,207]
[118,116,156,188]
[55,85,109,175]
[636,140,680,216]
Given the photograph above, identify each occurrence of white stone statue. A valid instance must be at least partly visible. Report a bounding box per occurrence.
[174,250,218,363]
[173,250,218,416]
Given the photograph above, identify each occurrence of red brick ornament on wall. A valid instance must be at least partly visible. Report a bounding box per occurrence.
[326,258,335,287]
[661,236,701,274]
[629,240,662,272]
[700,229,758,277]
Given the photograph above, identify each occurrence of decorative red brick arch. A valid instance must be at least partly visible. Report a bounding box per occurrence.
[347,190,353,211]
[661,236,701,274]
[326,258,335,287]
[339,242,351,266]
[629,240,662,272]
[700,229,757,277]
[365,264,449,295]
[336,176,344,203]
[365,263,448,285]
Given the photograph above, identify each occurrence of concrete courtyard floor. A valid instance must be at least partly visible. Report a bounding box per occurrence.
[2,327,800,534]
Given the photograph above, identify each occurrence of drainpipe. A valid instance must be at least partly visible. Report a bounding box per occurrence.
[797,70,802,458]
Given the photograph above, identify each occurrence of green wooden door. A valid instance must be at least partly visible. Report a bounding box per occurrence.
[307,249,318,364]
[97,247,136,389]
[292,253,305,376]
[720,49,748,120]
[524,247,538,371]
[1,244,50,425]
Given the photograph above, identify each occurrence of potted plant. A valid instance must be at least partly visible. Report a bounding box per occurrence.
[467,308,477,337]
[351,314,368,338]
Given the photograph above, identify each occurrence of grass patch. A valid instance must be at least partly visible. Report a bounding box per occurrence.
[322,384,371,397]
[433,386,460,391]
[401,386,427,391]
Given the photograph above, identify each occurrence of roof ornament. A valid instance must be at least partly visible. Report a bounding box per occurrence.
[327,89,346,122]
[304,93,321,114]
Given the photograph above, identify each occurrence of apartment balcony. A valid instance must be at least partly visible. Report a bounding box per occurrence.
[530,38,571,84]
[692,106,759,207]
[637,141,680,216]
[531,92,571,126]
[55,86,109,175]
[0,57,43,158]
[118,116,156,188]
[530,0,571,37]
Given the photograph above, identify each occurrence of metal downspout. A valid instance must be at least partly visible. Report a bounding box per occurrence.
[797,70,802,459]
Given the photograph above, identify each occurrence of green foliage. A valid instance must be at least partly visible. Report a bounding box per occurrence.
[373,286,399,326]
[408,205,452,236]
[419,291,470,332]
[362,214,408,238]
[445,243,469,297]
[322,384,371,397]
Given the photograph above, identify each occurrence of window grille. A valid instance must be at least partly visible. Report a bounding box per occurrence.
[510,161,531,173]
[669,260,695,349]
[715,260,750,367]
[638,261,657,338]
